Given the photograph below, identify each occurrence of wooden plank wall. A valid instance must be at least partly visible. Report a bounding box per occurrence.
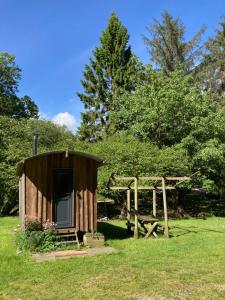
[22,153,98,232]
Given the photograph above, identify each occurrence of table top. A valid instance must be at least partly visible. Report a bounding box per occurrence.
[137,214,159,223]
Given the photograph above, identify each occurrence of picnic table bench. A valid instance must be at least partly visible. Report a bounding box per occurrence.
[127,212,161,238]
[136,214,160,238]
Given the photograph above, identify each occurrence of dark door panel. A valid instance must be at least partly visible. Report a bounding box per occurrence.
[53,169,73,228]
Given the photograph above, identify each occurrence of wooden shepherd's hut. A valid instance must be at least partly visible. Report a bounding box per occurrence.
[17,150,103,234]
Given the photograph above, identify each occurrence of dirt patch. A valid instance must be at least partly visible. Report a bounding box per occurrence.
[32,246,118,262]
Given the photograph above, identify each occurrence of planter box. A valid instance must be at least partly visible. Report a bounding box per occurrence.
[83,234,105,247]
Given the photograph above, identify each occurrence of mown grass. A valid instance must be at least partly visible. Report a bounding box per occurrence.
[0,217,225,299]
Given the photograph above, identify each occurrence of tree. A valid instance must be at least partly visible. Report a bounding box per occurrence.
[144,11,205,75]
[0,52,39,119]
[111,71,212,147]
[198,16,225,106]
[0,116,84,215]
[180,107,225,195]
[77,12,141,141]
[87,132,190,213]
[14,96,39,119]
[0,52,20,96]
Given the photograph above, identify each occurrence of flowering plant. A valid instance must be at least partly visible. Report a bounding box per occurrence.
[43,219,57,231]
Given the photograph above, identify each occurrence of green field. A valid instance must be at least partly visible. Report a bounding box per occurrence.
[1,217,225,299]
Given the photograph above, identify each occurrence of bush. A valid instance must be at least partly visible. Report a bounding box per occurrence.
[16,218,57,252]
[16,229,56,252]
[24,216,42,232]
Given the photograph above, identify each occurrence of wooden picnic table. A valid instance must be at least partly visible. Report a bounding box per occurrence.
[126,208,162,238]
[136,214,160,238]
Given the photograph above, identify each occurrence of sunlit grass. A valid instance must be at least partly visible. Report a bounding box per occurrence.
[0,216,225,299]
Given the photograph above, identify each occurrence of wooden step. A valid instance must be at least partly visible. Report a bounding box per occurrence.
[55,240,77,245]
[55,228,76,234]
[56,233,76,238]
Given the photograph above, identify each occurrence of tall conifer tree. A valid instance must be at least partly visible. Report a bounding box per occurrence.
[77,12,140,141]
[200,16,225,105]
[144,11,205,75]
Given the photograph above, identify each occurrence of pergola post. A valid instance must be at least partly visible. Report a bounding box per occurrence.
[152,189,156,217]
[162,177,169,238]
[127,189,131,223]
[134,177,138,239]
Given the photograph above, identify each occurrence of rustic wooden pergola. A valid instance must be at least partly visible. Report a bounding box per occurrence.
[108,175,190,239]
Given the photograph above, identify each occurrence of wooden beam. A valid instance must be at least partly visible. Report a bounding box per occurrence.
[165,176,190,181]
[113,176,190,181]
[138,186,176,190]
[162,177,169,238]
[134,177,138,239]
[127,190,131,223]
[144,221,158,239]
[139,176,190,181]
[152,189,156,217]
[138,176,162,180]
[110,186,176,191]
[20,173,26,229]
[115,176,136,180]
[110,187,129,190]
[128,179,135,188]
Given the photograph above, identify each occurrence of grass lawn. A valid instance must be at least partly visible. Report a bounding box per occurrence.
[1,217,225,299]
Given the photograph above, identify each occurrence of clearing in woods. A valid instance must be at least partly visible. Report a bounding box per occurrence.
[0,216,225,299]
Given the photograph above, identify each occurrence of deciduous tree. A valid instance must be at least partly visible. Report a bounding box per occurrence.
[111,71,211,147]
[0,52,38,119]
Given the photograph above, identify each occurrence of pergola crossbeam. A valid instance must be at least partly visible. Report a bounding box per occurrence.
[110,186,176,190]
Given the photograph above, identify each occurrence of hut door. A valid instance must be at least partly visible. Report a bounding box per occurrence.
[53,169,73,228]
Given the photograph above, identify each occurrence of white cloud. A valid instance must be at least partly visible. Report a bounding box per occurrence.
[52,112,77,130]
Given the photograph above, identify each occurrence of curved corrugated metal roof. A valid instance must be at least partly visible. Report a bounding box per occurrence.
[16,150,104,176]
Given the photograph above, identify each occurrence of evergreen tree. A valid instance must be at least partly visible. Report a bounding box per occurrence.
[144,11,205,75]
[77,12,141,141]
[199,16,225,106]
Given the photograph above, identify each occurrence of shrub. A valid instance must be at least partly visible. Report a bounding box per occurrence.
[16,218,57,252]
[24,216,41,232]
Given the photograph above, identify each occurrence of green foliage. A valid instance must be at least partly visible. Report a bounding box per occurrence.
[197,16,225,106]
[88,133,191,197]
[16,229,56,252]
[16,217,57,252]
[1,12,225,215]
[180,108,225,194]
[77,12,142,141]
[111,71,211,147]
[144,11,205,75]
[0,52,20,96]
[0,52,38,119]
[84,232,104,238]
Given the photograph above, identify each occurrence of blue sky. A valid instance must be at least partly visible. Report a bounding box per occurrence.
[0,0,224,131]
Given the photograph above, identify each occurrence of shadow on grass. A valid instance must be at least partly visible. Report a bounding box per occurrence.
[97,222,131,240]
[170,224,225,238]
